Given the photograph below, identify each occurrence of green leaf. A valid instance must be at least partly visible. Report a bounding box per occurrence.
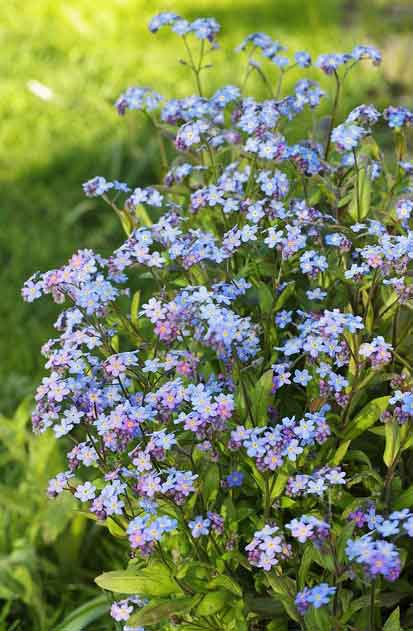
[13,396,32,427]
[298,545,315,589]
[266,574,299,622]
[266,574,295,598]
[222,603,248,629]
[227,616,249,631]
[257,283,274,313]
[134,203,153,227]
[54,596,110,631]
[346,449,374,468]
[128,597,195,626]
[383,607,401,631]
[399,422,413,453]
[224,103,237,128]
[343,396,389,440]
[336,521,356,564]
[105,517,127,538]
[394,485,413,510]
[250,463,266,493]
[401,433,413,452]
[337,191,353,208]
[95,563,181,596]
[118,209,134,235]
[252,369,274,425]
[221,496,237,525]
[365,300,374,334]
[202,463,220,507]
[348,167,371,221]
[208,575,242,597]
[380,291,399,322]
[384,421,400,467]
[196,590,228,616]
[332,440,351,465]
[130,291,141,327]
[270,470,289,501]
[274,282,295,311]
[311,546,335,573]
[41,492,77,544]
[340,595,370,624]
[305,605,333,631]
[245,596,284,616]
[267,620,288,631]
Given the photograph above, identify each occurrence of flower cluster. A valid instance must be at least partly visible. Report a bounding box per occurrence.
[347,505,413,581]
[286,466,346,497]
[271,309,368,406]
[141,283,260,362]
[346,536,401,582]
[111,596,146,627]
[245,525,291,571]
[126,514,177,554]
[286,515,330,546]
[229,409,331,471]
[149,12,220,42]
[24,11,413,631]
[295,583,336,615]
[246,514,330,573]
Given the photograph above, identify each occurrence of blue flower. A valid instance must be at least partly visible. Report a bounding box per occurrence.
[293,369,312,387]
[306,288,327,301]
[376,520,400,537]
[307,583,336,608]
[295,51,311,68]
[226,471,244,488]
[83,176,113,197]
[331,123,366,152]
[189,516,211,538]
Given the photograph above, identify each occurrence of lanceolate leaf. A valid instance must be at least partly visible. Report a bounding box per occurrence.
[208,575,243,597]
[383,606,401,631]
[202,463,220,506]
[252,369,274,425]
[266,574,299,622]
[274,282,295,311]
[54,596,110,631]
[195,590,229,616]
[127,597,196,626]
[343,396,389,440]
[383,420,400,467]
[332,439,351,465]
[394,485,413,510]
[95,564,181,596]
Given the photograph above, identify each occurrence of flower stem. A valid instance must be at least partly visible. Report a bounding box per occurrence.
[324,70,341,160]
[369,580,376,631]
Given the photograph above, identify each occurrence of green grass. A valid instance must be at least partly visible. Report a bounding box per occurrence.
[0,399,125,630]
[1,0,413,626]
[1,0,413,412]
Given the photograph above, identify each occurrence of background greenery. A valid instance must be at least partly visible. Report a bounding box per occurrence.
[1,0,413,628]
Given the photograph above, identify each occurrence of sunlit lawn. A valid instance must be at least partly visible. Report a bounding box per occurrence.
[1,0,412,410]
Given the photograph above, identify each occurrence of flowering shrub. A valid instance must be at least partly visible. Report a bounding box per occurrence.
[23,11,413,631]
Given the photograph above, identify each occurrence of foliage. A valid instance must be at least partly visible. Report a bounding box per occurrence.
[22,8,413,631]
[4,0,413,414]
[0,399,117,630]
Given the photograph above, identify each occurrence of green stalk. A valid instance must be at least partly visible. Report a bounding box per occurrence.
[263,474,271,519]
[182,36,204,96]
[352,149,361,222]
[324,70,341,160]
[369,580,376,631]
